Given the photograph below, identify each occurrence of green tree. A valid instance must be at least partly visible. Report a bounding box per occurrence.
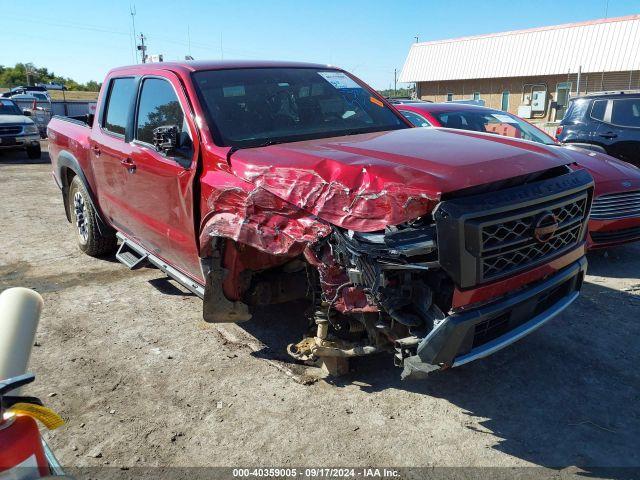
[0,63,101,91]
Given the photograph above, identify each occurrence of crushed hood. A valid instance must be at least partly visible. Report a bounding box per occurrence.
[230,127,574,231]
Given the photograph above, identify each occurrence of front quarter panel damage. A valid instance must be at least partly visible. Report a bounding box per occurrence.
[199,171,332,258]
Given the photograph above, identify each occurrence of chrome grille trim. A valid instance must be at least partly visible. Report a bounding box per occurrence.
[0,125,23,135]
[591,190,640,220]
[478,195,588,281]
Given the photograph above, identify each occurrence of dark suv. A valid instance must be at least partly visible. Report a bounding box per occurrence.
[556,92,640,167]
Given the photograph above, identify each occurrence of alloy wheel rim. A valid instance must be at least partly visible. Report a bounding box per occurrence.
[73,191,89,243]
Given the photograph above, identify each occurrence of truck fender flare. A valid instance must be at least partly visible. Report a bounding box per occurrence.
[56,150,109,233]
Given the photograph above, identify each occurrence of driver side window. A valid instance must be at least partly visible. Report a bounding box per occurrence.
[136,78,192,155]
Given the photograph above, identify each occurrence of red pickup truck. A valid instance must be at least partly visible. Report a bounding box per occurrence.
[48,61,593,378]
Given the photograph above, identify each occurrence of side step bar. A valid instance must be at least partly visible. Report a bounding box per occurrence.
[116,240,149,269]
[115,233,205,298]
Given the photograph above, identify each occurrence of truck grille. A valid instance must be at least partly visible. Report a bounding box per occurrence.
[590,191,640,220]
[481,197,587,279]
[0,125,22,135]
[435,169,593,288]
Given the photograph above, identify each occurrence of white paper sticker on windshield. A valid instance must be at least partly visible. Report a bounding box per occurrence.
[318,71,360,89]
[491,113,518,123]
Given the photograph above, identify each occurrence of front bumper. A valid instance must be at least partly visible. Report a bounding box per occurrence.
[0,134,40,149]
[588,217,640,248]
[401,257,586,378]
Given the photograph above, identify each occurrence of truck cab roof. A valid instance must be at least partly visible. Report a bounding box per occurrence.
[108,60,334,76]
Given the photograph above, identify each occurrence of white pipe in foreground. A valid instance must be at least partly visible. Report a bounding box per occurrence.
[0,287,43,394]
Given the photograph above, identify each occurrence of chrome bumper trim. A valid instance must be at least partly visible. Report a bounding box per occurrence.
[42,438,65,476]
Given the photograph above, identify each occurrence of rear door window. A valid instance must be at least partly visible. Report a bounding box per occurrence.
[610,99,640,128]
[563,99,589,123]
[590,100,608,121]
[102,77,135,136]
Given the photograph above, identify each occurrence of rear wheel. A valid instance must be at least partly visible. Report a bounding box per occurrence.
[68,176,117,257]
[26,144,41,159]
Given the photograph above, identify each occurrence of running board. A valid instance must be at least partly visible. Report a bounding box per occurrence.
[115,233,205,298]
[116,239,149,269]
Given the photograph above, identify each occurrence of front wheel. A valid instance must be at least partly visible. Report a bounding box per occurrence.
[68,176,117,257]
[26,144,41,159]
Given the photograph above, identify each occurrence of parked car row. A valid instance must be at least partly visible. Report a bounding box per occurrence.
[1,86,53,139]
[0,98,42,159]
[395,99,640,249]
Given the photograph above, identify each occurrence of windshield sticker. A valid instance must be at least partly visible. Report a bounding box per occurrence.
[492,114,518,124]
[370,96,384,108]
[318,71,360,90]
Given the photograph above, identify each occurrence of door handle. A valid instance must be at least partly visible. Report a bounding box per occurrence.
[599,132,617,139]
[120,157,136,173]
[91,145,101,157]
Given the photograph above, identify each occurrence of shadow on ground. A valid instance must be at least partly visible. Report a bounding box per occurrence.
[242,279,640,474]
[587,243,640,279]
[0,143,50,165]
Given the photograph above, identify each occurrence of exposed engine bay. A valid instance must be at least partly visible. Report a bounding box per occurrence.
[286,216,453,376]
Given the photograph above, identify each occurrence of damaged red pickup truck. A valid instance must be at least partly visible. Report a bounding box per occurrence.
[48,61,593,378]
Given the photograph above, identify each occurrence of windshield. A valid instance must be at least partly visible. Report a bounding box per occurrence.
[0,99,22,115]
[433,109,556,145]
[193,68,406,147]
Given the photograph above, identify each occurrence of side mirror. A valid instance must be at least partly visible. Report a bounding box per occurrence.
[153,125,178,155]
[22,110,32,117]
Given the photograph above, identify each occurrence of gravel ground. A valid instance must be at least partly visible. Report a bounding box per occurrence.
[1,144,639,475]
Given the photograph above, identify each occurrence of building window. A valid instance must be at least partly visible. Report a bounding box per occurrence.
[501,91,510,111]
[473,92,481,101]
[446,93,453,102]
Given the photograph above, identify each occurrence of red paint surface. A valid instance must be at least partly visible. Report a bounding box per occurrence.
[452,245,586,310]
[0,416,50,477]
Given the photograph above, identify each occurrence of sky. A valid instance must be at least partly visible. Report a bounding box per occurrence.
[1,0,638,89]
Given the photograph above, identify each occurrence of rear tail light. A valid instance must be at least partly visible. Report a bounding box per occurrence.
[555,126,564,138]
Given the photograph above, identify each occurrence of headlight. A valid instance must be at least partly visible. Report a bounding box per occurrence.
[24,125,38,135]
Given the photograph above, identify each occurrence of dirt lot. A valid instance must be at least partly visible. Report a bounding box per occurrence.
[1,144,639,474]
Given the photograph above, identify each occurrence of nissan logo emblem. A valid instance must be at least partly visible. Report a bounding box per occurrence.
[533,212,559,243]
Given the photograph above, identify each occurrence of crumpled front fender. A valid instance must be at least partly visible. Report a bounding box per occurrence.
[199,172,332,258]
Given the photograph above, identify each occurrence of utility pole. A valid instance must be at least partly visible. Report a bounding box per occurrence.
[394,68,397,97]
[137,33,148,63]
[130,5,137,63]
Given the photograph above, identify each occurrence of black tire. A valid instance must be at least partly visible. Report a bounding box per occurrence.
[68,176,117,257]
[26,144,41,159]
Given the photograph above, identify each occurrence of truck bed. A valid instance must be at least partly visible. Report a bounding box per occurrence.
[47,115,93,189]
